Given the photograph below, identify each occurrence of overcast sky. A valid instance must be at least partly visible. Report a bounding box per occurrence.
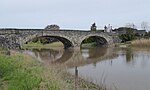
[0,0,149,29]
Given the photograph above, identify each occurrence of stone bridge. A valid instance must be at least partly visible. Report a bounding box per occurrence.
[0,29,115,49]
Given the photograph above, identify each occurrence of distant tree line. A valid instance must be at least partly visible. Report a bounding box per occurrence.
[116,27,150,42]
[82,38,95,44]
[118,27,137,42]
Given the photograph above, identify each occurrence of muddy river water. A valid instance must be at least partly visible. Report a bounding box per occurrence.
[23,47,150,90]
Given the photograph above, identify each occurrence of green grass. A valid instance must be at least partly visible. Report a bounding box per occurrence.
[0,48,7,53]
[81,42,97,48]
[0,49,107,90]
[0,53,61,90]
[23,42,63,48]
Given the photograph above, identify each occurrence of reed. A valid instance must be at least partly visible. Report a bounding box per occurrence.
[131,38,150,47]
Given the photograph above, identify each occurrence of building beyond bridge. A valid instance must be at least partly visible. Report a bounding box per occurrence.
[0,28,116,49]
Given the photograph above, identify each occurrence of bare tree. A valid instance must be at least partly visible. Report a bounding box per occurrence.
[125,23,137,29]
[141,21,149,31]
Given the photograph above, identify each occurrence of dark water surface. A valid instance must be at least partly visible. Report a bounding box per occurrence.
[23,47,150,90]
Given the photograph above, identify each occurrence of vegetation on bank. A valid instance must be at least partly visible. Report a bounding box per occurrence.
[0,53,65,90]
[0,51,105,90]
[23,42,63,48]
[115,38,150,48]
[118,27,138,43]
[130,38,150,47]
[81,42,97,48]
[24,38,99,48]
[116,27,150,47]
[0,48,7,51]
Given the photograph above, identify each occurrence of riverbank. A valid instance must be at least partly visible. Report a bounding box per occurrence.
[23,42,64,48]
[115,38,150,48]
[0,52,67,90]
[130,38,150,47]
[23,42,99,49]
[0,50,106,90]
[81,42,97,48]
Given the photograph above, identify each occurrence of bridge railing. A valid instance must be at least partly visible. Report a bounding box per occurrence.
[0,28,110,35]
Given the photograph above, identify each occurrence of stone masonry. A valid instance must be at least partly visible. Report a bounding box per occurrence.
[0,29,115,49]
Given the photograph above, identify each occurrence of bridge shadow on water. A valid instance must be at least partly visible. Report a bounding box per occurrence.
[20,47,150,90]
[22,47,118,68]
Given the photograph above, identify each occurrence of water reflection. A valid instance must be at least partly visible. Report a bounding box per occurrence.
[23,48,74,63]
[64,47,117,68]
[23,47,117,67]
[126,48,134,63]
[69,47,150,90]
[119,48,150,66]
[23,47,150,90]
[81,47,107,59]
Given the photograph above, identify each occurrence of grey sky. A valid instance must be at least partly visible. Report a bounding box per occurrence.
[0,0,149,29]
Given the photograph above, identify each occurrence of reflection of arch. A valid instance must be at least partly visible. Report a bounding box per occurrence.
[23,35,73,49]
[80,35,109,46]
[52,49,74,63]
[32,49,62,61]
[24,47,118,68]
[41,36,73,49]
[65,47,118,68]
[29,48,74,63]
[81,47,107,59]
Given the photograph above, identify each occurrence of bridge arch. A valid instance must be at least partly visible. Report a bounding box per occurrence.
[80,34,113,47]
[22,34,74,49]
[21,32,113,49]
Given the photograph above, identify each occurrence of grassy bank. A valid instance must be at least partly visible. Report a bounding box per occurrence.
[23,42,63,48]
[130,39,150,47]
[0,48,7,52]
[81,42,97,48]
[115,38,150,48]
[0,48,9,55]
[0,51,106,90]
[24,42,99,49]
[0,52,71,90]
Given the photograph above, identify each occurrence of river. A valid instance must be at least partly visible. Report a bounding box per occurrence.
[23,47,150,90]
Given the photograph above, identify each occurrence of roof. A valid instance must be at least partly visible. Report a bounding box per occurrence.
[135,30,146,34]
